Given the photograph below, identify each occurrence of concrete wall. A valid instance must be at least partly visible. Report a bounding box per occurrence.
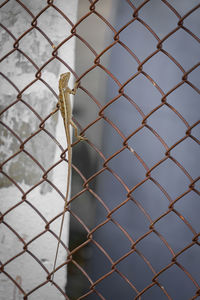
[0,1,78,299]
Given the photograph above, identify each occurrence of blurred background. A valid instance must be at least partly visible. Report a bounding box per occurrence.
[70,0,200,299]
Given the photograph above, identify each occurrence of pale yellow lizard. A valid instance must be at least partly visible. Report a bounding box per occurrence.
[52,72,85,281]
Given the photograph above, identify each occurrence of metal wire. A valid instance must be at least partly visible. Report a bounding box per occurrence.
[0,0,199,299]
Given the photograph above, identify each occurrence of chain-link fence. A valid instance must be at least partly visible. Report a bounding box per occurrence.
[0,0,200,299]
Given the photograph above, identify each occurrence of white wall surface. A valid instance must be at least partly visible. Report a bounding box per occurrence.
[0,1,78,299]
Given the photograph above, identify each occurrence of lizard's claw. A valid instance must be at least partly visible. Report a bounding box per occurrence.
[77,135,87,141]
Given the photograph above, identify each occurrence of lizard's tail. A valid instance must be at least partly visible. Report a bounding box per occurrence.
[51,206,67,282]
[51,149,71,283]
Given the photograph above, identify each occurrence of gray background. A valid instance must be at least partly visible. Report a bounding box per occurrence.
[80,1,200,299]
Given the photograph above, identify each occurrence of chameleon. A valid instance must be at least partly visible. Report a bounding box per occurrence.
[51,72,85,281]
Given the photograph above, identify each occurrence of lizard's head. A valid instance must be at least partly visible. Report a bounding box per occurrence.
[60,72,70,87]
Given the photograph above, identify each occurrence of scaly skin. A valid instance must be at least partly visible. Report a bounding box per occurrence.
[51,73,85,281]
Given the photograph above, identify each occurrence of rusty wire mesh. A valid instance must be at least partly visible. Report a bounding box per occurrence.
[0,0,200,299]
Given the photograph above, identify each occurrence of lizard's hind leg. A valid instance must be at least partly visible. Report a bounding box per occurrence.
[70,119,87,141]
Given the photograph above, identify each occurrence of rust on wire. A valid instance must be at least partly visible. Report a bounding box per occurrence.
[0,0,199,299]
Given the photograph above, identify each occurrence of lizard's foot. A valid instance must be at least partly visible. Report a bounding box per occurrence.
[77,135,87,141]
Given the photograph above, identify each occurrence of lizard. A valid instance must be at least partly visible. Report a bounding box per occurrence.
[51,72,85,281]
